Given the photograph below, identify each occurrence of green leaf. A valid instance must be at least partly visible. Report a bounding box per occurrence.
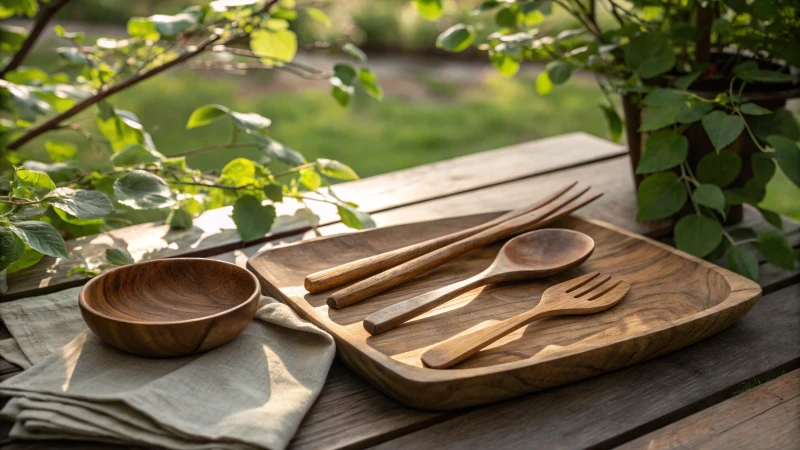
[751,152,775,186]
[696,151,741,188]
[318,159,359,180]
[250,29,298,65]
[636,129,688,174]
[53,207,103,226]
[44,140,77,162]
[306,7,331,27]
[166,207,193,229]
[535,71,553,95]
[127,17,159,40]
[739,103,771,116]
[624,32,675,79]
[96,107,145,151]
[13,167,55,197]
[674,68,704,90]
[436,25,475,52]
[66,266,100,278]
[148,13,197,38]
[232,195,276,241]
[749,109,800,142]
[546,60,571,85]
[105,247,134,266]
[186,104,229,129]
[737,69,796,84]
[636,172,687,221]
[489,49,520,77]
[357,68,383,100]
[330,77,353,106]
[599,105,623,143]
[756,207,783,231]
[413,0,443,20]
[701,111,744,152]
[111,144,166,166]
[0,227,24,271]
[230,111,271,134]
[727,246,759,281]
[5,245,43,274]
[724,180,765,205]
[220,158,256,187]
[113,170,175,210]
[44,188,113,219]
[337,204,375,230]
[676,98,713,124]
[8,221,67,258]
[256,137,306,166]
[693,184,726,216]
[767,135,800,188]
[333,64,357,86]
[262,184,283,202]
[495,7,517,28]
[299,167,321,190]
[757,231,796,270]
[341,43,367,62]
[674,214,724,258]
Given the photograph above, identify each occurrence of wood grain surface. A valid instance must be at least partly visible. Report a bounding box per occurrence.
[618,370,800,450]
[79,258,260,357]
[2,133,624,301]
[248,213,762,409]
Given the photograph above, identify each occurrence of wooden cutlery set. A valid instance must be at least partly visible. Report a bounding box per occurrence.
[302,182,631,369]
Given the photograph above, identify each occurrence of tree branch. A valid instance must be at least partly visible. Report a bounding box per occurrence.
[0,0,73,78]
[7,0,282,151]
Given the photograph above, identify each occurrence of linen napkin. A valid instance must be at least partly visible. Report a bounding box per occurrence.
[0,286,336,450]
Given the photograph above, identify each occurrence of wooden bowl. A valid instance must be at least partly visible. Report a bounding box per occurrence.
[79,258,261,358]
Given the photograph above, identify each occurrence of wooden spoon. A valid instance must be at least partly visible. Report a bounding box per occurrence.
[304,181,578,294]
[421,272,631,369]
[362,229,595,335]
[329,188,602,309]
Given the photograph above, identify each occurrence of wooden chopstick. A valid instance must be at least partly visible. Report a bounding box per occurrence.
[304,182,578,294]
[326,187,601,309]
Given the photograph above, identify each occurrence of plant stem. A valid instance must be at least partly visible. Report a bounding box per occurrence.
[680,162,701,215]
[0,0,73,78]
[272,162,318,178]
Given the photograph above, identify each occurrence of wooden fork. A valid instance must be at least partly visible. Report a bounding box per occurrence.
[420,272,631,369]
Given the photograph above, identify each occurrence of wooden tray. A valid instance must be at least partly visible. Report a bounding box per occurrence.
[247,213,761,410]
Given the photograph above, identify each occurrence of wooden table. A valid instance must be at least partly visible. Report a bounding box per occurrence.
[1,133,797,449]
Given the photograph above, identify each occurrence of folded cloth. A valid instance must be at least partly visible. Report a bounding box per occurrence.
[0,287,336,450]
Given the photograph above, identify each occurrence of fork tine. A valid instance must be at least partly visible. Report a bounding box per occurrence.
[564,272,600,293]
[573,274,612,297]
[587,279,631,302]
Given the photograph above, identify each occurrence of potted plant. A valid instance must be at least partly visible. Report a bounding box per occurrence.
[421,0,799,281]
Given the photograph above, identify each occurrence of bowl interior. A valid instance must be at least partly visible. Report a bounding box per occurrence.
[82,259,258,323]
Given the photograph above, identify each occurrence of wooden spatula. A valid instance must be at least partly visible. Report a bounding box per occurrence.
[421,272,630,369]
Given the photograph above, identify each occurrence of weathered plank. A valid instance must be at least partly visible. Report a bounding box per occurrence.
[2,133,625,301]
[618,370,799,450]
[372,284,799,450]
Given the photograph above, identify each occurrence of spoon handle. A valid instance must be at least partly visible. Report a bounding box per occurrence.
[421,305,562,369]
[363,272,494,335]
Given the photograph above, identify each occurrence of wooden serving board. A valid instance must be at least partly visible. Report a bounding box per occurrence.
[247,213,762,410]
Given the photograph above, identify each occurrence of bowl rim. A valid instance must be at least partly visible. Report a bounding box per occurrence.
[79,257,261,326]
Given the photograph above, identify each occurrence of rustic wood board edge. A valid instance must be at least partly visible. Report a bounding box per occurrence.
[248,213,762,410]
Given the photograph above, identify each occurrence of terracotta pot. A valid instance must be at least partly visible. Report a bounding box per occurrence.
[621,86,799,225]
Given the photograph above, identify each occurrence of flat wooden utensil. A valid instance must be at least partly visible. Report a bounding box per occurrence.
[363,229,595,335]
[304,182,578,294]
[421,272,631,369]
[327,187,602,309]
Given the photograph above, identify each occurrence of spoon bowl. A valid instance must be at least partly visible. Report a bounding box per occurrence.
[363,228,595,335]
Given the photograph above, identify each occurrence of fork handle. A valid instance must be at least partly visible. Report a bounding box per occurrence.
[421,305,562,369]
[363,271,496,335]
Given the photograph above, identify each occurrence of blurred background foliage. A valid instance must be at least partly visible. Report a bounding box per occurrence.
[9,0,798,220]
